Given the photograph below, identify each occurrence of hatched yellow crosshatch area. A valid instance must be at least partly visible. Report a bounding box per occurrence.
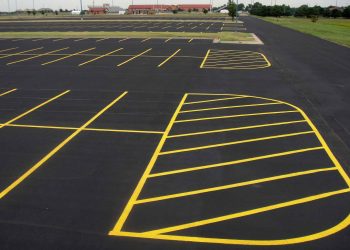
[109,93,350,246]
[200,49,271,69]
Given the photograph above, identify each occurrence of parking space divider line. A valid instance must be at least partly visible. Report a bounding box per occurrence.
[117,48,152,67]
[180,102,280,113]
[188,38,194,43]
[167,120,308,138]
[0,47,43,59]
[7,47,70,65]
[157,49,181,67]
[184,96,246,105]
[79,48,123,66]
[200,49,210,68]
[164,38,172,43]
[32,38,47,42]
[160,131,315,155]
[109,94,188,234]
[118,38,129,42]
[0,88,17,97]
[96,38,109,42]
[175,110,299,123]
[140,38,151,43]
[0,90,70,129]
[0,47,18,53]
[135,167,338,204]
[0,91,128,199]
[143,188,350,235]
[148,146,324,178]
[74,38,88,42]
[11,38,26,42]
[52,38,67,42]
[41,47,96,65]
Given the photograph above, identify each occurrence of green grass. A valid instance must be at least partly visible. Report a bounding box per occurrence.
[0,31,254,42]
[260,16,350,47]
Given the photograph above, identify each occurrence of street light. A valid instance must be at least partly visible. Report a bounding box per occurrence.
[80,0,84,20]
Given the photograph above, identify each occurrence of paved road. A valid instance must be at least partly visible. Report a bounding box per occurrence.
[0,16,349,250]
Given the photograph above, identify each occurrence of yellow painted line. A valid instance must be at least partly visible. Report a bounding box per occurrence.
[184,96,246,105]
[199,49,210,68]
[74,38,88,42]
[136,167,337,204]
[176,26,184,30]
[52,38,67,42]
[161,26,171,30]
[2,123,164,134]
[117,48,152,67]
[148,147,324,178]
[118,38,129,42]
[159,131,315,155]
[79,48,123,66]
[143,188,350,235]
[0,91,127,199]
[203,65,271,70]
[0,47,43,59]
[205,60,268,66]
[157,49,181,67]
[12,38,26,42]
[140,38,151,43]
[188,38,194,43]
[0,88,17,97]
[191,26,197,30]
[164,38,172,43]
[167,120,307,138]
[7,47,69,65]
[41,47,96,66]
[180,102,280,113]
[0,47,18,53]
[96,38,109,42]
[260,52,272,67]
[109,94,188,234]
[32,38,47,41]
[175,110,299,123]
[0,90,70,129]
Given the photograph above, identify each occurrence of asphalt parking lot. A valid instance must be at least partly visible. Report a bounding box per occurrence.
[0,16,350,250]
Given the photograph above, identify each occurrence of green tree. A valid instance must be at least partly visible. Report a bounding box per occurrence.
[238,3,245,11]
[203,9,208,14]
[227,2,237,20]
[343,6,350,18]
[331,8,342,18]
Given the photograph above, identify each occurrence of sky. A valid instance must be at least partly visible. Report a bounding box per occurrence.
[1,0,350,11]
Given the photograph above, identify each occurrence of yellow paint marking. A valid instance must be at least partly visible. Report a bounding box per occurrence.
[96,38,109,42]
[167,120,307,138]
[52,38,67,42]
[180,102,280,113]
[191,26,197,30]
[184,96,246,105]
[0,90,70,129]
[157,49,181,67]
[205,60,268,66]
[176,26,184,30]
[188,38,194,43]
[118,38,129,42]
[12,38,26,42]
[159,131,315,155]
[143,188,350,235]
[200,49,210,68]
[0,47,43,59]
[79,48,123,66]
[2,123,164,134]
[32,38,47,41]
[0,91,127,199]
[74,38,88,42]
[136,167,337,204]
[164,38,172,43]
[7,47,69,65]
[148,147,324,178]
[0,88,17,97]
[140,38,151,43]
[117,48,152,67]
[41,47,96,65]
[175,110,299,123]
[0,47,18,53]
[110,94,188,233]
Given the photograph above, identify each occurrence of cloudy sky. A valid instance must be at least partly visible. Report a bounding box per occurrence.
[1,0,350,11]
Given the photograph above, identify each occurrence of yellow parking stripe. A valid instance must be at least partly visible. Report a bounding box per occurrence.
[11,38,26,42]
[164,38,172,43]
[74,38,88,42]
[52,38,67,42]
[157,49,181,67]
[79,48,123,66]
[140,38,151,43]
[0,47,43,59]
[188,38,194,43]
[96,38,109,42]
[41,47,96,65]
[0,90,70,129]
[143,188,350,235]
[180,102,280,113]
[175,110,299,123]
[118,38,129,42]
[0,92,128,199]
[200,49,210,68]
[148,147,324,178]
[167,120,307,138]
[0,47,18,53]
[0,88,17,97]
[32,38,47,41]
[184,96,247,105]
[7,47,69,65]
[136,167,337,204]
[117,48,152,67]
[159,131,315,155]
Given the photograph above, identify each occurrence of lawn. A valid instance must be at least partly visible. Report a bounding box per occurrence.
[260,16,350,47]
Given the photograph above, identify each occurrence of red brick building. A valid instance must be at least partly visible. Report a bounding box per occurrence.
[127,4,211,14]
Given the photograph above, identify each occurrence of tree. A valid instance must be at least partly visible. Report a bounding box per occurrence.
[203,9,208,14]
[172,9,178,14]
[343,6,350,18]
[331,8,342,18]
[55,10,58,15]
[227,2,237,20]
[238,3,245,11]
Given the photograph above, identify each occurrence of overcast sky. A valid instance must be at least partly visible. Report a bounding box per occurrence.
[1,0,350,11]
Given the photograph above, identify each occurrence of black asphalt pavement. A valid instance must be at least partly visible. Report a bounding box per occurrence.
[0,16,349,250]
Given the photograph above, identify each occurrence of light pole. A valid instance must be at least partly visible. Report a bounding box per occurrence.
[7,0,10,14]
[33,0,35,11]
[236,0,238,23]
[80,0,84,20]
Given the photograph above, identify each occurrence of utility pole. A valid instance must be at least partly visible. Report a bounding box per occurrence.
[236,0,238,23]
[7,0,10,13]
[80,0,84,20]
[33,0,35,10]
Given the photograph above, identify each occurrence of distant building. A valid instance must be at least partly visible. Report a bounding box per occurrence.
[88,4,124,14]
[127,4,211,14]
